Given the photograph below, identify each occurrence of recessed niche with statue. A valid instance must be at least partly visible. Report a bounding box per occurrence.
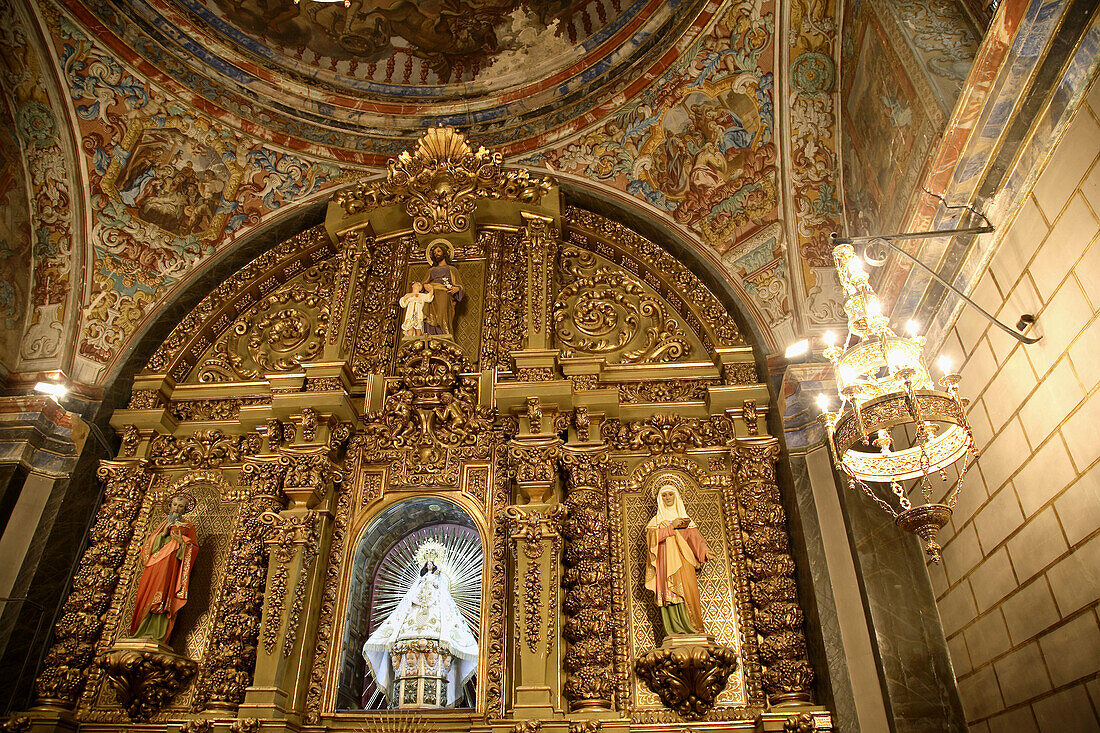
[22,127,832,732]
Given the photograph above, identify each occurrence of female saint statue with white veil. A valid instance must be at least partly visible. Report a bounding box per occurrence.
[645,475,711,637]
[362,540,478,708]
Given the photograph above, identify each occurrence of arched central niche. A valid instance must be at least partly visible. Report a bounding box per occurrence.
[336,496,483,711]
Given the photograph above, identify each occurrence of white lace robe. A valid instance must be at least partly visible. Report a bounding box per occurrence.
[362,569,478,706]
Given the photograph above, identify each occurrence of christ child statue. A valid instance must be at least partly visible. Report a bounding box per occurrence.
[399,281,434,337]
[130,493,199,644]
[645,477,711,636]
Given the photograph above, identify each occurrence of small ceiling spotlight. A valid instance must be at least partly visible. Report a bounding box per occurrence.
[784,339,810,359]
[34,381,69,400]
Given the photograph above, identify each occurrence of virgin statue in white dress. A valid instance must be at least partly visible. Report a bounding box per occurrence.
[362,541,479,708]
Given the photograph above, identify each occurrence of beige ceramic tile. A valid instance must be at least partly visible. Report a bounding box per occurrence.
[1029,195,1100,301]
[979,418,1030,494]
[1000,578,1060,646]
[1067,314,1100,391]
[983,347,1038,430]
[1038,611,1100,687]
[1006,508,1068,582]
[965,609,1012,668]
[1072,238,1100,310]
[1013,435,1077,516]
[1061,387,1100,470]
[974,485,1025,551]
[1053,465,1100,545]
[1018,356,1086,448]
[1029,279,1093,377]
[992,641,1050,706]
[990,196,1049,293]
[1032,111,1100,222]
[1031,683,1100,732]
[969,548,1019,613]
[1045,534,1100,616]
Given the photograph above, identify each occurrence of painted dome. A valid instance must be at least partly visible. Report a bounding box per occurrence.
[85,0,715,161]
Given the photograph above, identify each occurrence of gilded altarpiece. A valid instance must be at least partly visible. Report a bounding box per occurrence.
[20,129,830,733]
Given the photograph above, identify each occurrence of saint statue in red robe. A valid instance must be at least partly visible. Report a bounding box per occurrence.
[130,493,199,644]
[645,477,710,636]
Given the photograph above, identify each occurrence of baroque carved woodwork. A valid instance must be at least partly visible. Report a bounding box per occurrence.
[602,414,735,454]
[634,643,739,720]
[554,246,693,364]
[259,511,321,655]
[34,462,152,709]
[191,460,288,711]
[101,644,197,722]
[732,439,815,706]
[33,128,833,731]
[505,504,565,655]
[196,261,335,383]
[559,447,615,711]
[336,126,553,233]
[148,430,262,468]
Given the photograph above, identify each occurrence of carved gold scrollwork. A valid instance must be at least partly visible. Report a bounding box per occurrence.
[784,711,818,732]
[554,246,691,364]
[506,439,562,504]
[618,379,719,404]
[101,645,197,721]
[602,414,734,453]
[34,462,152,709]
[569,722,601,733]
[523,215,556,336]
[336,126,552,233]
[505,504,565,655]
[361,338,494,473]
[280,451,342,509]
[148,430,262,468]
[229,719,260,733]
[742,400,759,436]
[196,262,333,383]
[170,398,270,422]
[304,453,357,723]
[259,511,321,656]
[732,439,814,706]
[120,425,140,456]
[179,721,213,733]
[634,643,739,720]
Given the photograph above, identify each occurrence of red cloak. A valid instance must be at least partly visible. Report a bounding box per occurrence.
[129,519,198,641]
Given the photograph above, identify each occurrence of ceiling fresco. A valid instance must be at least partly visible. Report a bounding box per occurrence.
[66,0,716,159]
[0,0,847,385]
[0,98,33,372]
[0,0,78,371]
[202,0,598,85]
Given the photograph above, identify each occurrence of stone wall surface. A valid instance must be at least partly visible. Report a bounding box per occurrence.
[929,74,1100,732]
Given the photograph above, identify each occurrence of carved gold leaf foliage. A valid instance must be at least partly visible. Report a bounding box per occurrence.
[634,643,739,720]
[336,127,552,234]
[194,262,334,383]
[100,647,196,722]
[553,246,691,364]
[564,207,743,348]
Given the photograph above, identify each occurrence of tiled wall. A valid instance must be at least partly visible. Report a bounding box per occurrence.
[929,77,1100,731]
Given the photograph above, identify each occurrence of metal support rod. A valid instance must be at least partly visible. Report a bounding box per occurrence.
[831,225,995,244]
[830,231,1041,345]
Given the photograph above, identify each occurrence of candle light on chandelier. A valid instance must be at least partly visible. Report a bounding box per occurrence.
[815,243,978,562]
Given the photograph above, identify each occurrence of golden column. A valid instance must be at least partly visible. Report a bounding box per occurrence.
[558,444,614,712]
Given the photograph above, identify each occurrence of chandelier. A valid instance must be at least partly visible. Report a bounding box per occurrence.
[816,242,977,563]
